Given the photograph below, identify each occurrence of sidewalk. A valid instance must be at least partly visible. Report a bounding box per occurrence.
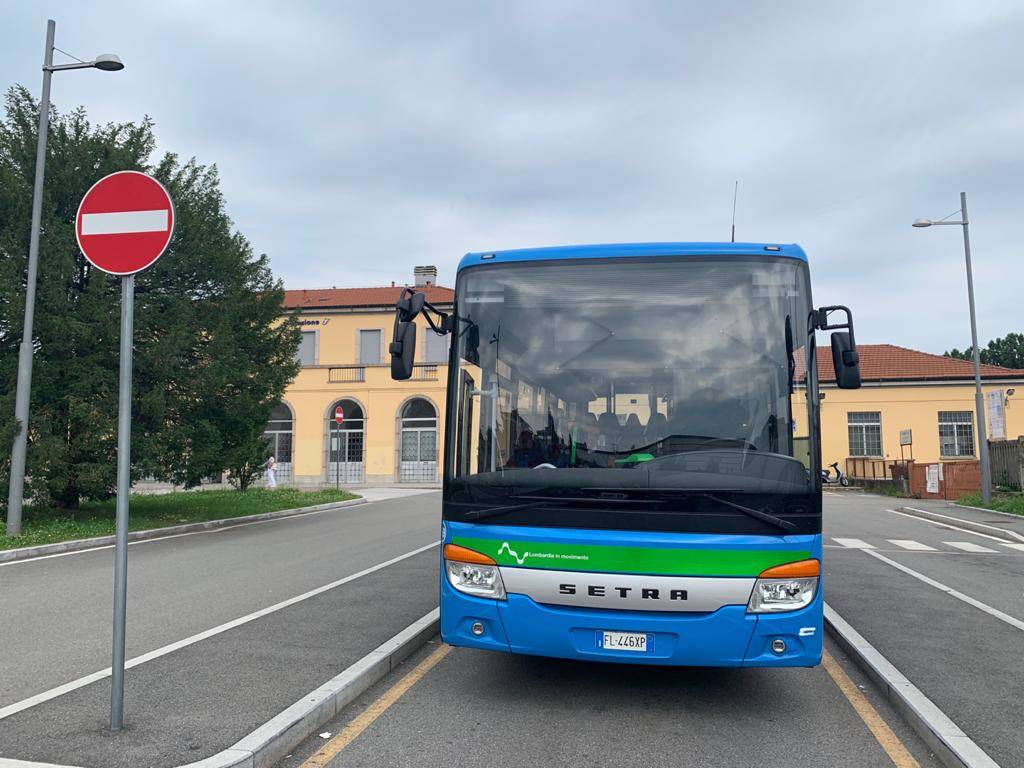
[0,550,438,768]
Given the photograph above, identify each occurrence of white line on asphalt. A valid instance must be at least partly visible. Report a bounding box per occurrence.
[863,549,1024,632]
[888,540,937,551]
[903,506,1024,543]
[0,502,373,569]
[831,537,875,549]
[887,508,1024,550]
[0,541,439,722]
[944,541,997,553]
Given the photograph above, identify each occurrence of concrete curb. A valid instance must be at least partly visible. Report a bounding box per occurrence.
[897,505,1024,544]
[824,603,1000,768]
[0,498,367,564]
[0,609,441,768]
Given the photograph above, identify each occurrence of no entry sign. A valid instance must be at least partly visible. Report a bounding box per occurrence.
[76,170,174,275]
[335,406,344,425]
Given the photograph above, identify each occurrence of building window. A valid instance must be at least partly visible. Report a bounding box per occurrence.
[297,331,316,366]
[424,329,449,363]
[399,398,438,483]
[938,411,974,457]
[847,412,882,456]
[358,329,382,364]
[263,404,293,484]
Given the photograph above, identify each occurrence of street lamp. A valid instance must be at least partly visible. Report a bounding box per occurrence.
[6,20,124,536]
[912,192,992,505]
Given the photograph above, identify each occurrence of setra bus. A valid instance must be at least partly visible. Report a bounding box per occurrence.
[389,242,861,666]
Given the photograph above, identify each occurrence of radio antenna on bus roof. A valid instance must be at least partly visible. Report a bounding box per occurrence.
[731,180,739,243]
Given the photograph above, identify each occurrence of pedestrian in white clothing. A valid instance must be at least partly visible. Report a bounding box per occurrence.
[265,455,277,489]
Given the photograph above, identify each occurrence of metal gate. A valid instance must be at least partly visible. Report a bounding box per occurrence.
[264,404,294,484]
[327,399,364,484]
[399,398,437,483]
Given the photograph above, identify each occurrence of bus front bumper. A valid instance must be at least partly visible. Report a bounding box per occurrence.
[441,579,823,667]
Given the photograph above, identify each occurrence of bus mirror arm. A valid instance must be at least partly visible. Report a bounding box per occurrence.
[390,288,452,380]
[813,305,862,390]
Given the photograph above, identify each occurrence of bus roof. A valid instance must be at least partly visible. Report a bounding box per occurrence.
[457,242,807,272]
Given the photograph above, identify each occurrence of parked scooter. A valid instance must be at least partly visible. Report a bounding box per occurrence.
[821,461,850,487]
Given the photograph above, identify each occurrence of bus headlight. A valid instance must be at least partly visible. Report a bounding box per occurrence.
[444,543,506,600]
[746,558,820,613]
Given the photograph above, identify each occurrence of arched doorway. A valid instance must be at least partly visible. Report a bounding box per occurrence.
[399,397,437,483]
[264,403,293,484]
[327,399,365,484]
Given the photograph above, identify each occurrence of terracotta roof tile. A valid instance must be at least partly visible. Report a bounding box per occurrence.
[798,343,1024,383]
[283,285,454,310]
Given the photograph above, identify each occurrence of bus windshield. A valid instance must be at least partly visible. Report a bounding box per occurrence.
[445,256,819,534]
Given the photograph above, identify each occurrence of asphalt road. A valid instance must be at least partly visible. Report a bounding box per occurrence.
[822,491,1024,767]
[0,488,438,708]
[0,489,441,767]
[279,634,941,768]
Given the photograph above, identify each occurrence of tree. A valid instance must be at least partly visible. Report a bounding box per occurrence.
[945,333,1024,370]
[0,86,299,508]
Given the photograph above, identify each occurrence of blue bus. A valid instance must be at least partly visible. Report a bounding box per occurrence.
[390,243,861,666]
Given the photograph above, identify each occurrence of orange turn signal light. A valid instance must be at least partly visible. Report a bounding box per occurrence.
[758,558,820,578]
[443,543,496,566]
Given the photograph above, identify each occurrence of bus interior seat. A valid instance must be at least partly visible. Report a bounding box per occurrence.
[619,413,645,450]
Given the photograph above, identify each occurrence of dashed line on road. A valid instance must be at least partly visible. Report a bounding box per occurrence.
[888,540,937,552]
[300,643,452,767]
[943,541,997,553]
[831,537,875,549]
[821,649,920,768]
[0,541,439,722]
[862,548,1024,632]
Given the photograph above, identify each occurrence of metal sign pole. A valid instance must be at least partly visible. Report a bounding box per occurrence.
[110,274,134,731]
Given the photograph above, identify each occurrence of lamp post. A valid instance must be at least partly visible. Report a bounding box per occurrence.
[912,191,992,504]
[5,20,124,536]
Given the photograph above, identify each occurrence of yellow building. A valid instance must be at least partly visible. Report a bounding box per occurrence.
[796,344,1024,475]
[268,267,453,486]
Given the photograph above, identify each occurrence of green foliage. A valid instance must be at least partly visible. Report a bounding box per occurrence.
[945,332,1024,370]
[0,488,358,550]
[958,492,1024,516]
[0,86,300,509]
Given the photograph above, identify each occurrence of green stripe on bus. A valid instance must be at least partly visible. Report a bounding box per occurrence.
[452,536,810,577]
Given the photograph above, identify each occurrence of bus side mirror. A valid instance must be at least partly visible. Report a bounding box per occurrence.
[831,331,861,389]
[390,321,416,380]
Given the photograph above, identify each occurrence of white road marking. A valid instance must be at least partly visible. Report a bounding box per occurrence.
[944,541,996,553]
[0,501,368,568]
[863,549,1024,632]
[888,539,937,551]
[831,537,875,549]
[887,509,1024,550]
[903,506,1024,543]
[0,541,439,721]
[80,209,168,235]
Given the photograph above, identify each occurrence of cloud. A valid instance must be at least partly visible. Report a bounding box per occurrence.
[2,0,1022,353]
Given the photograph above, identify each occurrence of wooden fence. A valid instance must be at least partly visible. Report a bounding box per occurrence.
[989,437,1023,490]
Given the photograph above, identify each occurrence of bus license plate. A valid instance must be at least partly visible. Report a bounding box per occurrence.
[599,630,651,653]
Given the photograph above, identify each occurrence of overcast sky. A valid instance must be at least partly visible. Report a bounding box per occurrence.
[2,1,1021,353]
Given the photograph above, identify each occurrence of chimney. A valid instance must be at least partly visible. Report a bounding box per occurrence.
[414,265,437,287]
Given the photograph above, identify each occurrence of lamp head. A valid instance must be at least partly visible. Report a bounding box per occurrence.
[93,54,124,72]
[912,218,933,228]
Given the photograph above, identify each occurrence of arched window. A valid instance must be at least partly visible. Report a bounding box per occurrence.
[327,399,365,484]
[399,398,438,483]
[264,403,293,484]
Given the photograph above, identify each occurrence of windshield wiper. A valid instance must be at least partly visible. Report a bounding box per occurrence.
[463,499,549,522]
[693,492,795,532]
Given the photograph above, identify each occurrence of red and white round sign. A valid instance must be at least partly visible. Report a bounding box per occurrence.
[335,406,344,425]
[75,170,174,275]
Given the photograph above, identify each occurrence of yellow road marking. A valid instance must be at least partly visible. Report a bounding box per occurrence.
[300,643,452,767]
[822,649,920,768]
